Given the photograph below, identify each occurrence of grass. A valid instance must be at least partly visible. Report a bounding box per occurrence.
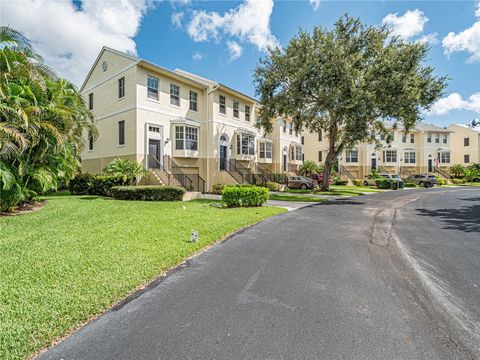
[0,194,285,359]
[286,185,384,197]
[269,194,328,202]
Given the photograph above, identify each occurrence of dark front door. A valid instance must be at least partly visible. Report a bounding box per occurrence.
[371,158,377,170]
[148,139,161,169]
[283,154,287,172]
[219,145,227,170]
[428,159,433,172]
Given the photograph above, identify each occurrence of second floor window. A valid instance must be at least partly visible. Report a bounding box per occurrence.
[410,134,415,143]
[427,133,432,143]
[233,100,239,118]
[259,142,272,159]
[464,137,470,146]
[236,133,255,155]
[245,105,250,122]
[435,133,440,143]
[175,125,198,151]
[301,136,304,145]
[88,93,93,110]
[402,134,407,143]
[88,131,94,150]
[404,151,416,164]
[282,120,287,133]
[118,120,125,145]
[118,77,125,98]
[170,84,180,106]
[219,95,226,114]
[345,150,358,163]
[438,151,450,164]
[287,122,293,135]
[147,76,159,100]
[189,91,198,111]
[384,150,397,163]
[291,145,302,161]
[442,134,447,144]
[318,131,322,141]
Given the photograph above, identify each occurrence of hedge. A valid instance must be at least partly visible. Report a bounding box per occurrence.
[110,186,186,201]
[222,185,268,207]
[405,183,416,188]
[375,178,395,189]
[353,179,363,186]
[437,178,447,186]
[68,174,131,196]
[333,179,348,186]
[212,184,225,195]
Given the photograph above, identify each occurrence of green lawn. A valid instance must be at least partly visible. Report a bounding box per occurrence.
[0,194,285,359]
[286,185,384,197]
[269,194,329,202]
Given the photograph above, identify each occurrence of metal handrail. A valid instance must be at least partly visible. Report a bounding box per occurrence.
[434,166,451,179]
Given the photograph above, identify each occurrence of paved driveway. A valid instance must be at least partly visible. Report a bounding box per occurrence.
[38,188,478,359]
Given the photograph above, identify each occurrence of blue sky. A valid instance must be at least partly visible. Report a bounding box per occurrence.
[3,0,479,127]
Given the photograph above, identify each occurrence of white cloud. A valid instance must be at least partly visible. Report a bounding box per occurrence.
[186,0,279,59]
[192,52,203,61]
[428,92,480,116]
[476,1,480,17]
[382,9,429,41]
[1,0,151,86]
[442,21,480,63]
[309,0,321,11]
[227,41,243,61]
[171,11,184,29]
[417,33,438,45]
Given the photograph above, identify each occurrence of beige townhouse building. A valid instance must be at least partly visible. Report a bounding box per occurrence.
[80,47,302,192]
[447,123,480,166]
[302,122,452,180]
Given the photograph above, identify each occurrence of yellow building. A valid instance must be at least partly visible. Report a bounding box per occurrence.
[447,123,480,166]
[80,47,301,191]
[302,122,452,180]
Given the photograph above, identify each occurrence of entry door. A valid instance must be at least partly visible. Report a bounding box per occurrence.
[219,145,228,170]
[148,139,161,169]
[428,159,433,172]
[371,158,377,170]
[283,154,287,172]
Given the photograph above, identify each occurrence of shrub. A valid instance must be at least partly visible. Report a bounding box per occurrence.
[68,174,131,196]
[452,178,466,184]
[266,182,281,191]
[110,185,185,201]
[436,178,447,186]
[375,178,395,189]
[104,158,148,183]
[353,179,363,186]
[333,179,348,186]
[212,183,225,195]
[222,185,268,207]
[405,183,416,188]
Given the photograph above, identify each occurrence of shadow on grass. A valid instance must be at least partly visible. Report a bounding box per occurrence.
[415,203,480,233]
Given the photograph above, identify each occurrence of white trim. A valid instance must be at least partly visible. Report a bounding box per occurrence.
[81,62,139,94]
[170,117,201,127]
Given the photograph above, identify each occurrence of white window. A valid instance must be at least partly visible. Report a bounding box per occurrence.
[189,91,198,111]
[402,134,407,143]
[148,125,160,133]
[427,133,432,143]
[170,84,180,106]
[236,133,255,155]
[345,150,358,163]
[439,152,450,164]
[287,122,293,135]
[442,134,447,144]
[147,76,159,100]
[435,133,440,143]
[291,145,302,161]
[282,120,287,133]
[384,150,397,163]
[259,142,272,159]
[245,105,250,122]
[219,95,226,114]
[175,126,198,151]
[410,134,415,143]
[404,151,416,164]
[233,100,239,118]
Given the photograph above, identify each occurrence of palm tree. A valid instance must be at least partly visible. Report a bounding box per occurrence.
[0,26,96,211]
[298,160,321,177]
[449,164,466,178]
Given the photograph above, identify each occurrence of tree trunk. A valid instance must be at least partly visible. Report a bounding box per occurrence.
[321,124,339,191]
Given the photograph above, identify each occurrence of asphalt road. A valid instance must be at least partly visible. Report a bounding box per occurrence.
[38,187,480,360]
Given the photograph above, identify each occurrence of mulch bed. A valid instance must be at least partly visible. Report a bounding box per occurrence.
[0,200,47,216]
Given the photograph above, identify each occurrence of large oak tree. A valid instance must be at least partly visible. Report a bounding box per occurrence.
[254,15,446,190]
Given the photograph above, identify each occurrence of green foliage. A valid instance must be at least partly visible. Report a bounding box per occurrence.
[405,183,417,188]
[212,183,225,195]
[254,15,446,191]
[353,179,363,186]
[370,168,383,179]
[68,174,130,196]
[375,178,395,189]
[298,160,320,177]
[222,185,269,207]
[436,177,447,186]
[110,185,186,201]
[452,178,466,184]
[265,181,281,191]
[0,26,96,211]
[333,179,348,186]
[104,158,148,183]
[449,164,466,178]
[464,167,480,183]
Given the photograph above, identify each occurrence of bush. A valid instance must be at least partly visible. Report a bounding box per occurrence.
[452,178,466,184]
[353,179,363,186]
[68,174,131,196]
[437,178,447,186]
[222,185,268,207]
[333,179,348,186]
[405,182,416,188]
[375,178,395,189]
[110,185,185,201]
[266,182,281,191]
[212,183,225,195]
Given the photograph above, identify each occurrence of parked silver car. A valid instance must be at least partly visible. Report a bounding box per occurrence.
[287,176,318,190]
[405,174,437,187]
